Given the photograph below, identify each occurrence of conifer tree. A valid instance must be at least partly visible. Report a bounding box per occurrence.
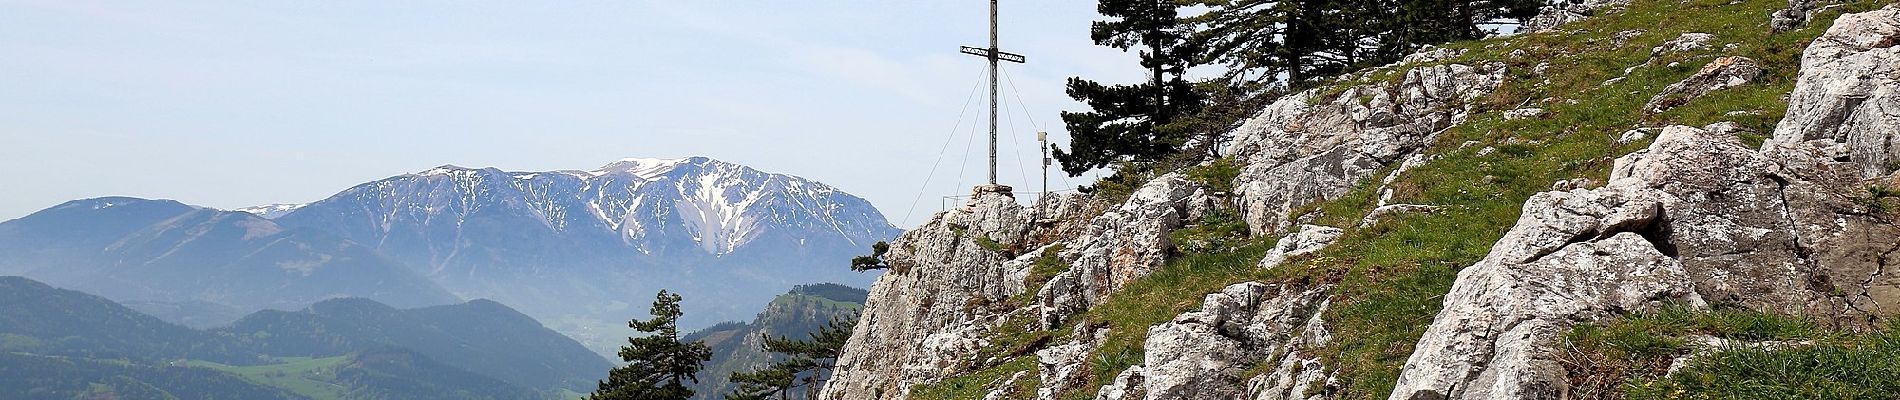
[592,290,712,400]
[1054,0,1207,176]
[724,316,857,400]
[849,242,892,272]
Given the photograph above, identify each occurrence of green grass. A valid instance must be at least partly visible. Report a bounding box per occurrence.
[181,356,350,400]
[1559,307,1900,400]
[909,356,1040,400]
[918,0,1891,398]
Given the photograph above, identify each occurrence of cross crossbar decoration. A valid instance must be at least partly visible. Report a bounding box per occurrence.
[961,0,1027,186]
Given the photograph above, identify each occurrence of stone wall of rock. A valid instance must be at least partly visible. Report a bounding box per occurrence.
[821,190,1038,399]
[1036,174,1215,329]
[1392,7,1900,399]
[1770,4,1900,179]
[1230,54,1505,235]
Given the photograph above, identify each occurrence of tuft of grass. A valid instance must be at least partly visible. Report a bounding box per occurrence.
[1559,306,1895,400]
[909,356,1040,400]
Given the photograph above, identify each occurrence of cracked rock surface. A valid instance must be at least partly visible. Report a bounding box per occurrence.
[1231,60,1505,235]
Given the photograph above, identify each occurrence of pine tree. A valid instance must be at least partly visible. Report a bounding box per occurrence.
[724,316,857,400]
[592,290,713,400]
[1054,0,1207,176]
[849,242,892,272]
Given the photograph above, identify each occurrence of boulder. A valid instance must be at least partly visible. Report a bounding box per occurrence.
[1643,56,1762,113]
[1769,4,1900,179]
[1141,283,1331,400]
[1038,173,1211,328]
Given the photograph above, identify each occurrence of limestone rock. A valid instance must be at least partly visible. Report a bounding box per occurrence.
[1038,324,1108,399]
[1141,283,1331,400]
[1358,204,1442,228]
[1769,4,1900,179]
[1644,56,1762,113]
[1232,61,1505,234]
[1038,173,1210,328]
[1651,32,1714,57]
[1771,0,1818,32]
[1259,225,1346,269]
[1392,120,1900,399]
[822,192,1040,399]
[1502,108,1545,120]
[1524,0,1632,32]
[1095,366,1147,400]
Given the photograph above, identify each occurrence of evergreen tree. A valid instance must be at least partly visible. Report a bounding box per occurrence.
[592,290,712,400]
[848,241,892,272]
[724,316,857,400]
[1054,0,1207,176]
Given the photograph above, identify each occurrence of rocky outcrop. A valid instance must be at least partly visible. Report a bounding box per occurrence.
[1231,59,1506,234]
[1258,225,1346,269]
[1392,23,1900,392]
[1390,16,1900,390]
[1643,56,1762,113]
[1524,0,1633,32]
[1393,118,1900,399]
[822,190,1038,399]
[1092,283,1333,400]
[1771,0,1819,32]
[1037,174,1215,328]
[1770,4,1900,179]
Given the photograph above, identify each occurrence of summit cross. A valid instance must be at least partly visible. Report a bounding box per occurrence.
[959,0,1026,186]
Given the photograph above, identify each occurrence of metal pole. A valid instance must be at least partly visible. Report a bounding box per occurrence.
[987,0,999,185]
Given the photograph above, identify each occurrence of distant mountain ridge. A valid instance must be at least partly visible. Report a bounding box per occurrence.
[686,283,867,400]
[270,156,898,353]
[0,197,458,324]
[0,276,602,398]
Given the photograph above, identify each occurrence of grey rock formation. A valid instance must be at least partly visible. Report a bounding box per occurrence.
[1131,283,1332,400]
[1643,56,1762,113]
[1771,0,1818,32]
[1037,174,1213,328]
[1393,122,1900,399]
[1259,225,1347,269]
[1770,4,1900,179]
[1651,32,1714,57]
[1524,0,1633,32]
[1096,366,1147,400]
[1231,60,1505,234]
[822,191,1035,399]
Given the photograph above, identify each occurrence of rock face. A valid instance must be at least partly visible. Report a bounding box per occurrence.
[821,191,1037,399]
[1524,0,1633,32]
[1231,59,1506,234]
[1393,119,1900,399]
[1771,5,1900,179]
[1037,174,1214,328]
[1091,283,1334,400]
[1391,15,1900,393]
[1643,56,1762,113]
[1143,283,1332,400]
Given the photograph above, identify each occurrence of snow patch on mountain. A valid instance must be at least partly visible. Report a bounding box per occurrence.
[233,203,307,219]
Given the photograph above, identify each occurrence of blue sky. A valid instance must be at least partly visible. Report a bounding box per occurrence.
[0,1,1144,226]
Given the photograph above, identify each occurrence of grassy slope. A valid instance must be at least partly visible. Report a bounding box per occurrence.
[183,356,350,400]
[912,0,1888,398]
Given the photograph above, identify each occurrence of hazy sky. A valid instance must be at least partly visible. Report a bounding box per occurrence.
[0,1,1145,226]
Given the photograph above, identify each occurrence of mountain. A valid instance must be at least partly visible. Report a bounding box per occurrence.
[224,297,611,392]
[1,275,603,398]
[273,156,900,352]
[0,352,302,400]
[0,197,460,326]
[685,283,867,400]
[0,276,253,364]
[234,203,306,219]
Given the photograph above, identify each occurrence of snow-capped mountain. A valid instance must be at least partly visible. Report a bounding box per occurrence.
[233,203,305,219]
[273,156,900,354]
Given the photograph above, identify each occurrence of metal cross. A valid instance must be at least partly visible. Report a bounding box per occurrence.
[960,0,1025,186]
